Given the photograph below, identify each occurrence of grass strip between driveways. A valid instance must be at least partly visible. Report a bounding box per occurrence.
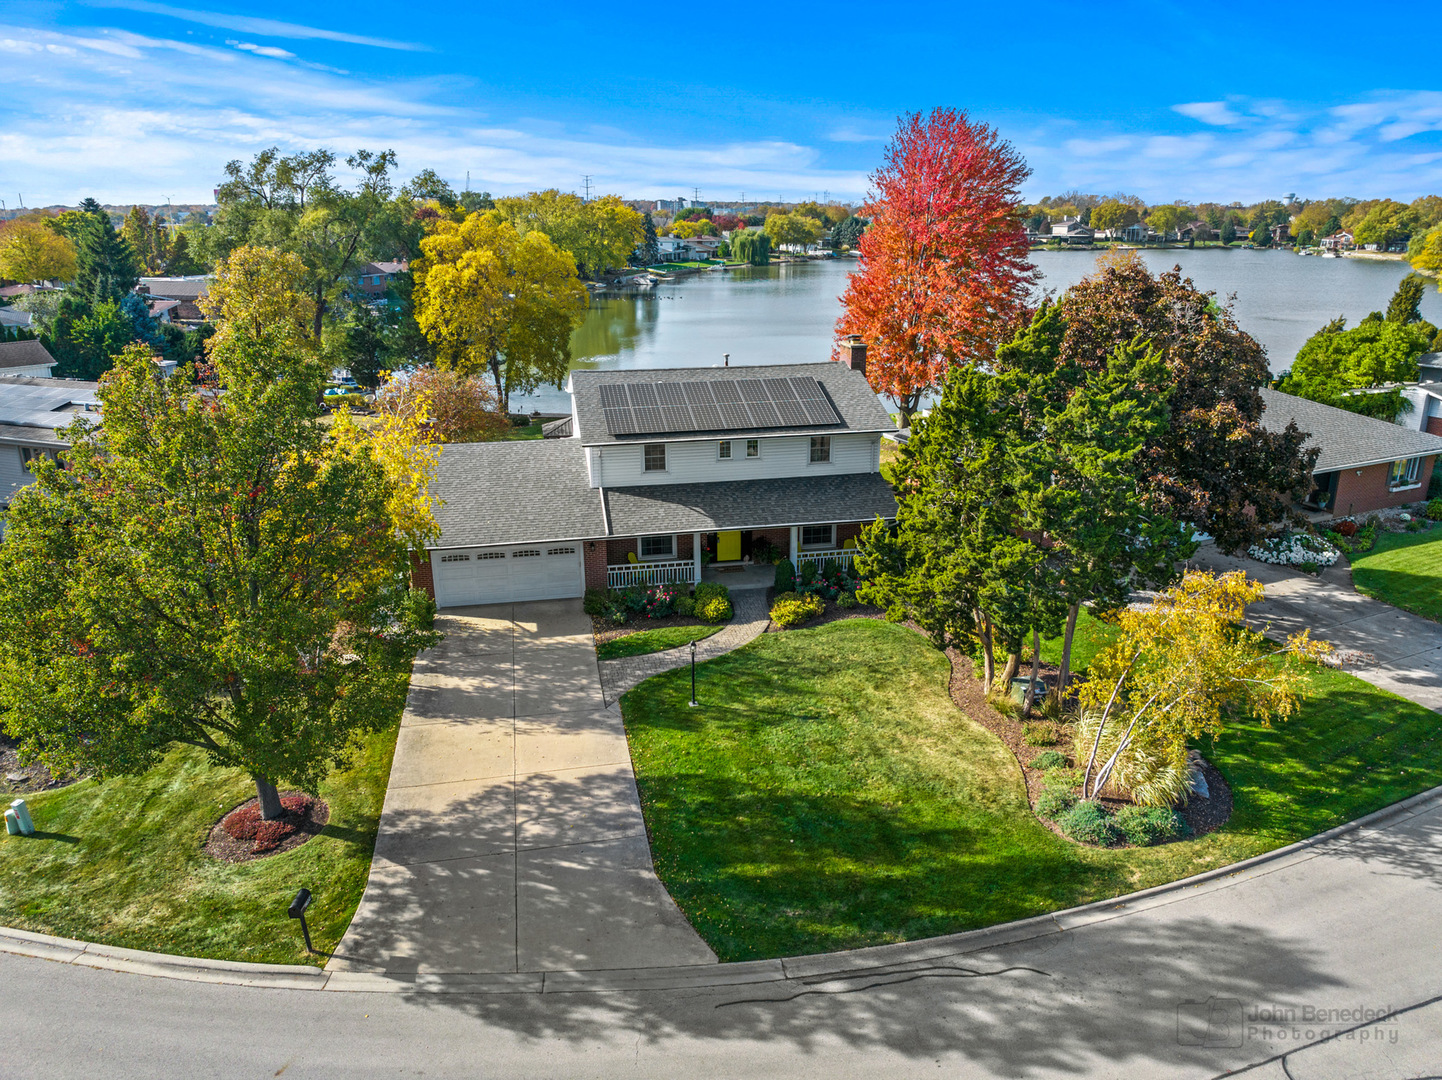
[597,624,722,662]
[620,618,1442,962]
[1349,528,1442,622]
[0,681,404,966]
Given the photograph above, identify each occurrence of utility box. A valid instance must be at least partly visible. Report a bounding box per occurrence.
[7,799,35,836]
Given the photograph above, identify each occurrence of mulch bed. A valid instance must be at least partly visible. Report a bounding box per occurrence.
[591,612,726,647]
[942,645,1232,847]
[204,792,330,863]
[1,733,82,796]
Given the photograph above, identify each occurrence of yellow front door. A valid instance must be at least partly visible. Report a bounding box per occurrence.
[717,530,742,562]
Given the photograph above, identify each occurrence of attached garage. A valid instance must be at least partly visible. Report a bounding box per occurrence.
[432,543,584,608]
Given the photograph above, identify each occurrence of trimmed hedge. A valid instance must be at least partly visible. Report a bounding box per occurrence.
[769,591,824,628]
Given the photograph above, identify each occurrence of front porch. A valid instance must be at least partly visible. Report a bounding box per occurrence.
[601,524,862,591]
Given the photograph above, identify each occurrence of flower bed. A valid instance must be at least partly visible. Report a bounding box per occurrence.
[1247,533,1340,569]
[205,791,330,862]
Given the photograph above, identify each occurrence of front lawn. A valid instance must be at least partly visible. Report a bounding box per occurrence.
[0,708,401,965]
[597,623,721,661]
[1349,528,1442,622]
[621,619,1442,961]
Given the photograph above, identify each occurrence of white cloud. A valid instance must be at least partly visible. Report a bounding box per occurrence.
[83,0,427,51]
[227,40,297,60]
[1172,101,1244,126]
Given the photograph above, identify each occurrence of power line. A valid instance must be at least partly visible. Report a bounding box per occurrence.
[582,175,593,202]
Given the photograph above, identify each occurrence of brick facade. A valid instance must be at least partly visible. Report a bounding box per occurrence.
[1329,457,1437,517]
[409,550,435,599]
[583,540,608,591]
[1428,417,1442,438]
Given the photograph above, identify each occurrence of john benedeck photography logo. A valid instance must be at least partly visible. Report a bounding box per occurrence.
[1177,997,1399,1049]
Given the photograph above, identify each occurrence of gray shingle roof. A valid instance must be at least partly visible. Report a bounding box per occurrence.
[430,439,605,548]
[569,361,895,445]
[139,277,209,301]
[0,340,57,370]
[428,438,898,549]
[1259,387,1442,472]
[603,473,897,536]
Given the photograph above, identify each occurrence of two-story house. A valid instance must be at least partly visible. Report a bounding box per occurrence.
[410,345,899,608]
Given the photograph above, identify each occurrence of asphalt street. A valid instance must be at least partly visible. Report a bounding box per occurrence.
[6,789,1441,1079]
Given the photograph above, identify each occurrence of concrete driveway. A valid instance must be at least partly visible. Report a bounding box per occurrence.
[329,598,716,975]
[1192,543,1442,712]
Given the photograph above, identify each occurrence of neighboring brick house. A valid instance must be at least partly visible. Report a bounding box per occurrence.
[356,261,407,298]
[413,347,898,607]
[137,277,209,326]
[1260,388,1442,517]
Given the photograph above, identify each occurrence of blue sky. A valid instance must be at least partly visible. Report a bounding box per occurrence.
[2,1,1440,207]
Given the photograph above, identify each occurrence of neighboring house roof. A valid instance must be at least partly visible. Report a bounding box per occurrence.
[0,308,33,328]
[170,301,206,323]
[541,415,573,438]
[569,362,895,446]
[0,284,47,297]
[1259,387,1442,472]
[603,473,898,536]
[431,440,605,548]
[139,277,209,301]
[148,299,181,317]
[0,340,57,371]
[363,261,408,275]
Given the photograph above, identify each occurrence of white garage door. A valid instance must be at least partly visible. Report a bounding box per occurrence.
[432,543,583,607]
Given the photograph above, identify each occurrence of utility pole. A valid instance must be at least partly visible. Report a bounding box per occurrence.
[466,170,470,192]
[693,186,701,206]
[583,175,593,202]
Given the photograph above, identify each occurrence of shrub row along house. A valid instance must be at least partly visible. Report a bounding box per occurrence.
[411,345,899,607]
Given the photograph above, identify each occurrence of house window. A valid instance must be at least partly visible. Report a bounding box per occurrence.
[809,436,831,463]
[746,439,760,458]
[20,447,53,468]
[640,534,675,559]
[801,525,835,549]
[718,440,732,460]
[644,443,667,472]
[1390,457,1422,487]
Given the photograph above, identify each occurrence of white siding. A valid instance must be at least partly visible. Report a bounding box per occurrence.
[588,433,880,488]
[0,445,33,493]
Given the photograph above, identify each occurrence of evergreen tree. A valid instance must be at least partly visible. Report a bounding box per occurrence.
[165,230,202,275]
[73,206,140,307]
[634,212,660,266]
[1386,273,1428,325]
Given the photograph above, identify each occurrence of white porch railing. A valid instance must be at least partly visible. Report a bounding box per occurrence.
[794,548,856,574]
[607,559,698,589]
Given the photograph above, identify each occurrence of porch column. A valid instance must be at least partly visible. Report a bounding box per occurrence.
[692,532,702,584]
[789,525,800,561]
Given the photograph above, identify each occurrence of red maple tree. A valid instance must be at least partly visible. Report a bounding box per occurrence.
[837,108,1035,422]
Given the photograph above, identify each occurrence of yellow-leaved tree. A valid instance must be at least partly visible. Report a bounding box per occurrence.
[1074,571,1330,807]
[413,211,588,412]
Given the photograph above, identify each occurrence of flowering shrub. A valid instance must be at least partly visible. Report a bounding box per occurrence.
[223,794,316,853]
[642,584,680,619]
[1247,533,1340,569]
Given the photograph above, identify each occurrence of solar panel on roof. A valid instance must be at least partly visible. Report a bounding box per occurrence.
[597,375,841,436]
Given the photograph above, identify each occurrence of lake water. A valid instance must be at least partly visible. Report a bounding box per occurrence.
[514,250,1442,413]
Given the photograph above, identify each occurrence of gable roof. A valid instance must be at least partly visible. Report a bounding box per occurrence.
[139,277,209,301]
[570,361,895,446]
[0,340,57,371]
[1259,387,1442,472]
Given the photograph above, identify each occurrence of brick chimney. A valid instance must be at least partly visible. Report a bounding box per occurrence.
[844,336,867,374]
[134,284,149,295]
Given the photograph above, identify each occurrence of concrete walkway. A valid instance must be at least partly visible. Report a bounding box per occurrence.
[329,599,716,975]
[1192,542,1442,712]
[599,588,771,705]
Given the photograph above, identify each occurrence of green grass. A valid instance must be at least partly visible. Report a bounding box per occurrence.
[620,618,1442,961]
[0,713,401,965]
[503,420,544,441]
[1349,528,1442,622]
[597,624,722,661]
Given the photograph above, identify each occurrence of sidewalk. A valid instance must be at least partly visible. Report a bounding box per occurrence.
[599,589,771,706]
[329,599,716,975]
[1191,543,1442,712]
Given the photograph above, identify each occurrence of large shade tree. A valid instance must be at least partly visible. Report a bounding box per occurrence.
[413,211,588,411]
[1056,253,1314,552]
[0,246,440,820]
[837,107,1034,423]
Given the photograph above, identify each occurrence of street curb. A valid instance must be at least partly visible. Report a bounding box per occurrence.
[4,782,1441,994]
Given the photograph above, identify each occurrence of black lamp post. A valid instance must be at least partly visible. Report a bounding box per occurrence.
[689,639,699,707]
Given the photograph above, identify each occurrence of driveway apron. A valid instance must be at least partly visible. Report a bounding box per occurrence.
[1192,542,1442,712]
[329,598,716,975]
